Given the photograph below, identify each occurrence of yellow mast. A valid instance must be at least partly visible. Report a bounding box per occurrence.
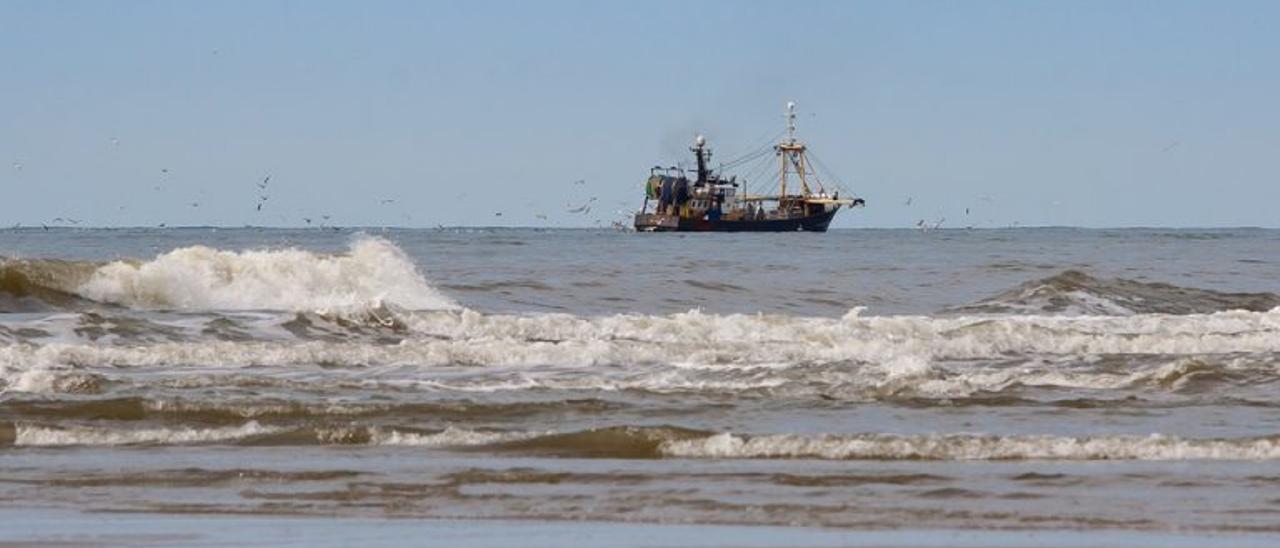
[777,101,814,209]
[736,101,851,207]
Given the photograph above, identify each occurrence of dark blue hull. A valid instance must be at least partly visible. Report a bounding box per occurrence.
[634,208,838,232]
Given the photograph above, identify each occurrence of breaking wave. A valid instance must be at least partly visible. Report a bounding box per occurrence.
[1,237,456,312]
[9,421,1280,461]
[3,307,1276,367]
[0,258,101,312]
[5,239,1272,320]
[951,270,1280,316]
[11,421,283,447]
[2,306,1279,399]
[657,431,1280,461]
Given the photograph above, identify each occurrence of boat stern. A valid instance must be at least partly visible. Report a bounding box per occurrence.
[633,213,680,232]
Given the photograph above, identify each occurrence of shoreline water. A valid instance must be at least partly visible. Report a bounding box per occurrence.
[3,509,1279,548]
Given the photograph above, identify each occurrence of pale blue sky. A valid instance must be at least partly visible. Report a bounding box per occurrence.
[2,1,1277,228]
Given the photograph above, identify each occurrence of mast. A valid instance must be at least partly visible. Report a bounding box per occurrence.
[776,101,812,207]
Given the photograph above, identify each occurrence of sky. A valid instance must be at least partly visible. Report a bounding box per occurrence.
[1,0,1277,228]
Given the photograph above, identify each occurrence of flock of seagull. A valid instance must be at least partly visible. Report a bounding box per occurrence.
[9,154,1049,231]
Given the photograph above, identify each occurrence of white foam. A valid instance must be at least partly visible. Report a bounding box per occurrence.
[1,307,1278,399]
[4,367,63,394]
[370,426,540,447]
[14,421,279,446]
[75,237,456,312]
[659,432,1280,461]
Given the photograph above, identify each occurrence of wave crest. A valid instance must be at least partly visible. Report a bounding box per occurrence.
[659,431,1280,461]
[14,421,1280,461]
[952,270,1280,316]
[2,237,457,312]
[0,259,101,312]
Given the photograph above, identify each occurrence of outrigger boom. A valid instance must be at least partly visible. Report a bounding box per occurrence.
[633,102,865,233]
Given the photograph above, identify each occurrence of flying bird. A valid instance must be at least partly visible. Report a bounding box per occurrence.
[566,197,598,214]
[253,176,271,212]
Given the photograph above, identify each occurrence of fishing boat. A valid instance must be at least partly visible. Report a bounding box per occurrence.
[633,102,864,232]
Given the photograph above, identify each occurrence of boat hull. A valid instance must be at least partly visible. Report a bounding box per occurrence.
[634,208,838,232]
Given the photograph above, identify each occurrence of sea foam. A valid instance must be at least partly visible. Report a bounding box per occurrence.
[75,237,456,312]
[658,431,1280,461]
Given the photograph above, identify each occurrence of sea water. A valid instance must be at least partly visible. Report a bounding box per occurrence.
[1,227,1279,541]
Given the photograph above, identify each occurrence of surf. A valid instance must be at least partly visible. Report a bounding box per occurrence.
[2,237,456,313]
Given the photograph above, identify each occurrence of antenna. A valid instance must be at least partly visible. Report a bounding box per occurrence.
[786,101,797,144]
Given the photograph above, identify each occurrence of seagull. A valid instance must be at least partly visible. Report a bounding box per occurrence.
[566,197,597,214]
[12,162,22,171]
[904,197,913,206]
[258,176,270,190]
[303,217,312,225]
[190,202,200,208]
[380,199,395,204]
[1162,141,1180,153]
[161,168,169,174]
[572,179,586,185]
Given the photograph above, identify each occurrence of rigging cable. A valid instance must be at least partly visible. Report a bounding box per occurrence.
[720,146,773,171]
[740,151,779,197]
[806,149,853,196]
[718,129,786,169]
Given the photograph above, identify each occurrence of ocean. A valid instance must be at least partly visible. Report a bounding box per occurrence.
[2,227,1279,544]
